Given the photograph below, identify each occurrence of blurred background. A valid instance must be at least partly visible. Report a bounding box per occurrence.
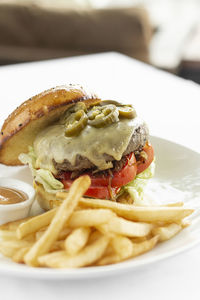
[0,0,200,83]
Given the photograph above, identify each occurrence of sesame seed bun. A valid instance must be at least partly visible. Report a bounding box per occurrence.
[0,84,98,165]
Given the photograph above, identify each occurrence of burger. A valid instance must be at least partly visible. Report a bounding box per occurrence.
[0,84,155,210]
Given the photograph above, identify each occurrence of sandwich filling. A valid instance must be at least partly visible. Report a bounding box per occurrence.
[34,117,146,174]
[19,100,155,203]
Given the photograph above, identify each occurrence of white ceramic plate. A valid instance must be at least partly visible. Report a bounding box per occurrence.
[0,136,200,280]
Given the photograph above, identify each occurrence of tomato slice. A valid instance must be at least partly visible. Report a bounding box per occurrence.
[60,152,137,188]
[61,177,120,199]
[84,186,120,199]
[60,152,137,199]
[85,152,137,188]
[136,144,154,175]
[111,152,137,187]
[59,146,154,199]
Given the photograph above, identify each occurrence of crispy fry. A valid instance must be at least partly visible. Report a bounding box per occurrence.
[80,198,193,223]
[65,227,91,255]
[131,235,159,257]
[35,228,46,241]
[24,176,90,266]
[96,254,121,266]
[97,236,159,266]
[0,181,194,269]
[57,227,72,240]
[39,235,110,268]
[16,209,57,239]
[0,230,16,240]
[50,240,65,252]
[0,240,32,258]
[103,244,115,256]
[12,247,30,263]
[131,235,151,243]
[180,220,190,229]
[0,245,17,258]
[152,223,182,242]
[87,230,102,244]
[111,236,133,259]
[35,227,71,241]
[39,250,67,264]
[97,216,153,237]
[165,202,184,207]
[68,209,115,228]
[0,216,31,231]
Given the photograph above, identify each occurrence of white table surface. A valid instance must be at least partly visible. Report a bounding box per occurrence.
[0,52,200,300]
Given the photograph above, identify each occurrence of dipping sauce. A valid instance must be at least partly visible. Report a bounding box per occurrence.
[0,187,28,205]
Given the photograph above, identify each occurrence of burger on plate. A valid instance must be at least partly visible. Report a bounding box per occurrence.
[0,84,155,210]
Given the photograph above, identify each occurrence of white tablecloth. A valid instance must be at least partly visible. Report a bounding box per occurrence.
[0,52,200,300]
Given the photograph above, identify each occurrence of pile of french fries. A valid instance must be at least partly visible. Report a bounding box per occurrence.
[0,176,194,268]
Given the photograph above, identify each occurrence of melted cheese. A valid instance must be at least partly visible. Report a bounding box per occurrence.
[34,117,143,173]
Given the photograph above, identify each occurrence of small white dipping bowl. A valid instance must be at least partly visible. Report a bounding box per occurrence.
[0,178,35,225]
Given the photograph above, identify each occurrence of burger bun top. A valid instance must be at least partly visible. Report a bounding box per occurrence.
[0,84,98,165]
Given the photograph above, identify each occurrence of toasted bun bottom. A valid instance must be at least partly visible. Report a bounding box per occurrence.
[34,181,62,211]
[34,180,132,211]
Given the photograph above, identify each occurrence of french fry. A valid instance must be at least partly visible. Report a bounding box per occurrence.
[24,176,91,267]
[103,244,115,256]
[0,240,32,258]
[152,223,182,242]
[12,247,30,263]
[0,239,32,249]
[35,208,113,240]
[131,236,151,243]
[35,227,71,241]
[57,227,72,240]
[97,236,159,266]
[96,254,121,266]
[39,235,110,268]
[50,240,65,252]
[180,220,190,229]
[65,227,91,255]
[87,230,102,244]
[165,202,184,207]
[0,181,194,269]
[68,209,115,228]
[23,234,36,243]
[80,198,193,223]
[111,236,133,259]
[97,216,153,237]
[39,250,67,264]
[16,209,57,239]
[35,228,47,241]
[131,235,159,257]
[0,230,16,240]
[0,245,18,258]
[0,216,31,231]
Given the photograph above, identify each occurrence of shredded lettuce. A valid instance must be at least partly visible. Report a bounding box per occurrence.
[19,147,64,193]
[120,160,155,205]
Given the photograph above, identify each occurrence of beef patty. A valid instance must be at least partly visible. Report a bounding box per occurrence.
[54,122,149,173]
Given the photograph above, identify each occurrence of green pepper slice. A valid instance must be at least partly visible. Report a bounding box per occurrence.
[118,106,137,119]
[100,100,123,106]
[60,102,87,125]
[88,104,119,128]
[100,100,136,119]
[65,110,88,137]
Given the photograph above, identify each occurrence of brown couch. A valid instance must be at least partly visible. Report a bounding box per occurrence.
[0,3,152,65]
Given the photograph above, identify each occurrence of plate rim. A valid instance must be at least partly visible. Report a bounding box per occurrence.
[0,227,199,280]
[0,135,200,280]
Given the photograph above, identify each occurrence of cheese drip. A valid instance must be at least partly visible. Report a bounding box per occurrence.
[34,117,142,174]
